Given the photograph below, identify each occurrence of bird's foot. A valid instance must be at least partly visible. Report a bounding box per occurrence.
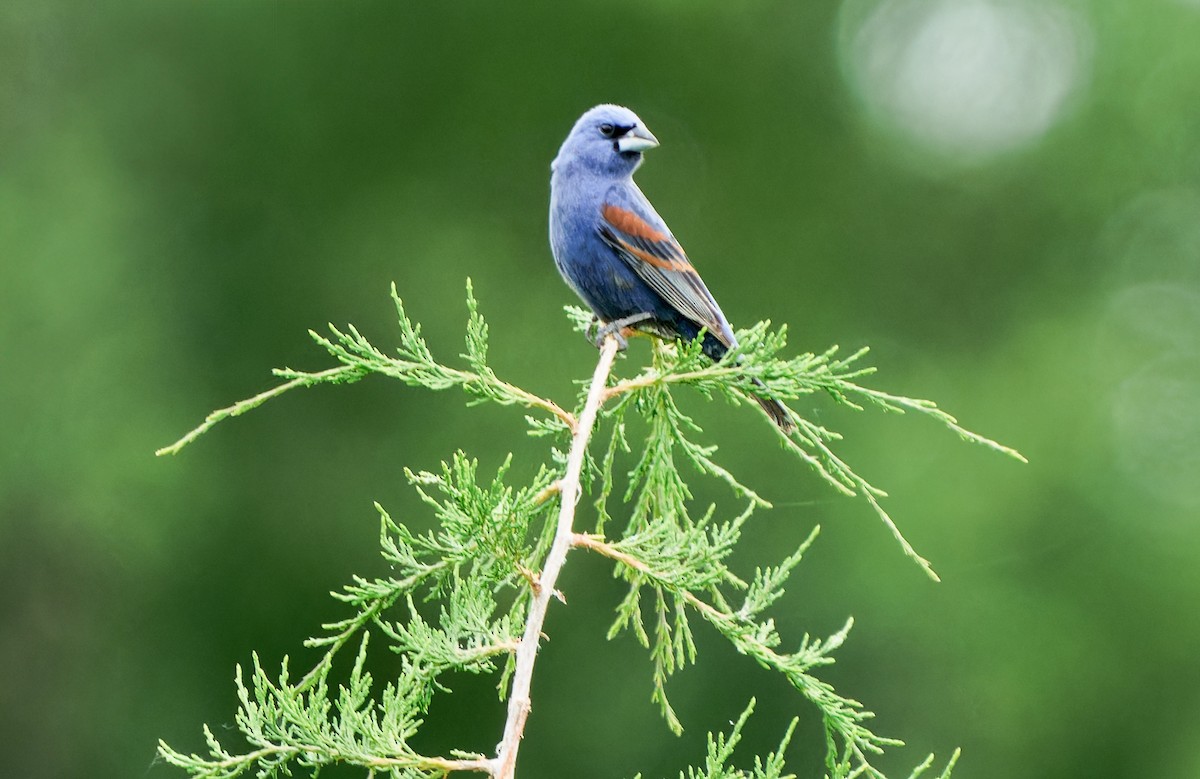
[591,312,653,351]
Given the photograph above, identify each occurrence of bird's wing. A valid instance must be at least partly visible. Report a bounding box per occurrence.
[597,189,736,347]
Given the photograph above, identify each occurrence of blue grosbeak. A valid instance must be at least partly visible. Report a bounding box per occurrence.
[549,104,794,431]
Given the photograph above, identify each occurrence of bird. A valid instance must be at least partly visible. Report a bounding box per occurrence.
[548,104,794,432]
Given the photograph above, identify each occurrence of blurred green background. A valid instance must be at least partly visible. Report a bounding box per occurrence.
[3,1,1200,777]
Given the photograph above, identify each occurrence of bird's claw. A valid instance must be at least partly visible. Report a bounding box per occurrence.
[593,325,629,351]
[589,312,653,351]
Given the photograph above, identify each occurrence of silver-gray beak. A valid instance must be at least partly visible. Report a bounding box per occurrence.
[617,125,659,153]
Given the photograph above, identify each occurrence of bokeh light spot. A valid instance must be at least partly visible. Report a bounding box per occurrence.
[839,0,1092,162]
[1112,353,1200,508]
[1100,188,1200,287]
[1098,189,1200,511]
[1103,283,1200,357]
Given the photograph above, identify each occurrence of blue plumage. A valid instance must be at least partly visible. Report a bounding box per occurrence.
[548,104,793,431]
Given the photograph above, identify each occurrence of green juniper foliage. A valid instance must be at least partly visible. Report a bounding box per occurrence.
[156,281,1021,779]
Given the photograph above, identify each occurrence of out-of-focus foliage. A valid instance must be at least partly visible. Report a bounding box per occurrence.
[2,2,1198,778]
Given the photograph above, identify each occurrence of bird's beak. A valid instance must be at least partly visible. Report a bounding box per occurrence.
[617,125,659,153]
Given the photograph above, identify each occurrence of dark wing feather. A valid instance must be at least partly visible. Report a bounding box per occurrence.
[597,202,736,348]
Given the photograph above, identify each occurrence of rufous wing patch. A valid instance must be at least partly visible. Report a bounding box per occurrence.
[616,241,693,272]
[602,204,668,243]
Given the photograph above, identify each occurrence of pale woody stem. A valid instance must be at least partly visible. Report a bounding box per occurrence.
[492,336,621,779]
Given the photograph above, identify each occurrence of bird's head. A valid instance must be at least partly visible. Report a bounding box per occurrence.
[552,104,659,178]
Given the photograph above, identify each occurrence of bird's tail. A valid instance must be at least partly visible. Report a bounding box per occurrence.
[750,378,795,433]
[703,337,795,433]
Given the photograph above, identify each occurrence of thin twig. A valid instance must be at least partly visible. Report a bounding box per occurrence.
[602,367,741,400]
[155,366,361,456]
[572,533,722,620]
[492,336,621,779]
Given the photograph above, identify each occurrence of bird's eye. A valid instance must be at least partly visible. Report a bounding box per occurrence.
[599,123,615,138]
